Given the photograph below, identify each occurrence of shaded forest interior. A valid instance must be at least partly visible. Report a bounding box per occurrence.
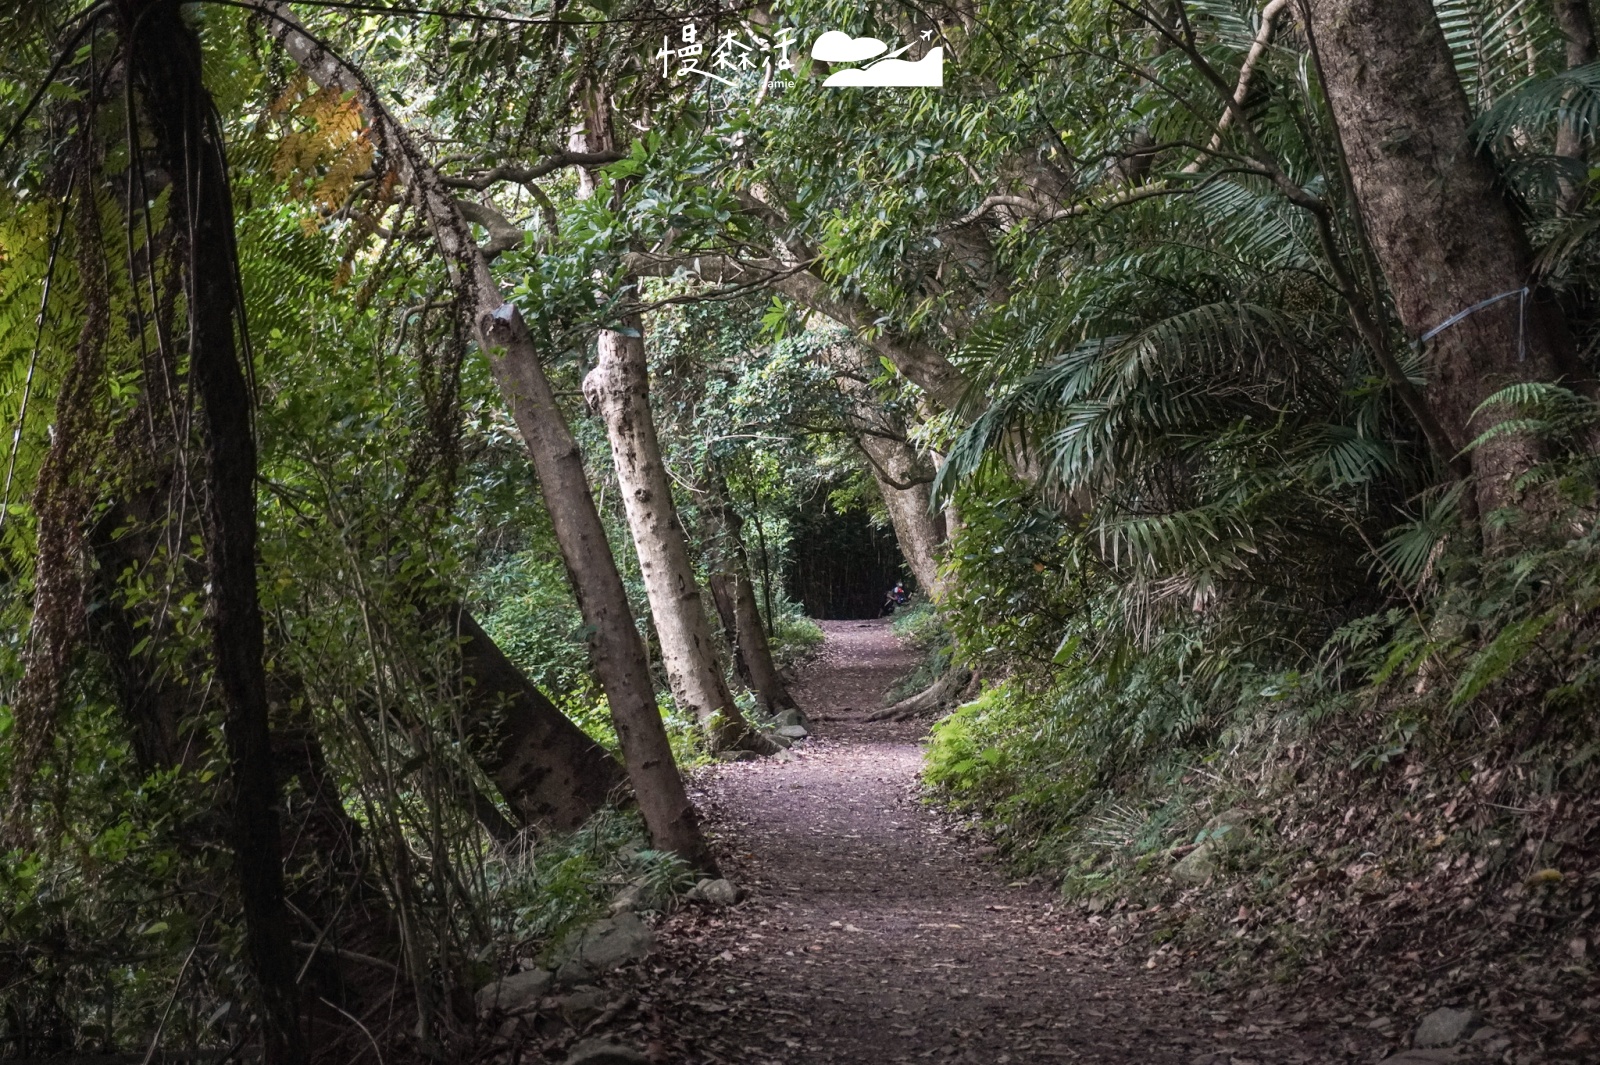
[783,501,906,618]
[6,0,1600,1063]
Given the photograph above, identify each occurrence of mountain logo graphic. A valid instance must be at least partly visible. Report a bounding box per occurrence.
[811,30,943,87]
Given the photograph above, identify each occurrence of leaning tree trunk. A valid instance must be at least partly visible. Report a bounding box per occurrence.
[122,3,305,1060]
[1302,0,1579,519]
[583,325,769,752]
[448,606,626,828]
[832,346,947,595]
[268,7,715,872]
[704,478,798,715]
[859,432,945,599]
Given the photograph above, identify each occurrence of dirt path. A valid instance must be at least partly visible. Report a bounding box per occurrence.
[625,619,1379,1064]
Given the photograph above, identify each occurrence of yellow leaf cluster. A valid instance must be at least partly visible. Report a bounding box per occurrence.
[269,76,374,216]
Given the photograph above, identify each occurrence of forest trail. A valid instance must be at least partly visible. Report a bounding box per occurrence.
[626,619,1383,1065]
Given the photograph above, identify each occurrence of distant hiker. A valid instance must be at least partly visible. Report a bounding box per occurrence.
[880,583,909,616]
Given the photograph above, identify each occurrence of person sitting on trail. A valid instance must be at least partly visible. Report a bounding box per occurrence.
[881,583,909,616]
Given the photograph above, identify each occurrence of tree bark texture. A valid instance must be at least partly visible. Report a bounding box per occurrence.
[583,325,766,752]
[122,3,305,1060]
[1302,0,1577,517]
[832,347,947,596]
[449,606,626,829]
[268,7,714,870]
[703,481,797,714]
[1554,0,1598,210]
[859,432,945,599]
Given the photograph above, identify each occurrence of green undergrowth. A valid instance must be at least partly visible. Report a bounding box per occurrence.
[887,601,952,702]
[479,807,693,981]
[924,460,1600,1045]
[766,599,826,670]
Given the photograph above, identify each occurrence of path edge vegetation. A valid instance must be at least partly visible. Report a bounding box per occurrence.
[4,0,1600,1060]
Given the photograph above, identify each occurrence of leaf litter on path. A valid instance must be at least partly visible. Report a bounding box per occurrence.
[547,619,1388,1064]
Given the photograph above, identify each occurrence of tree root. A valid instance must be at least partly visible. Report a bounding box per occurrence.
[866,669,973,722]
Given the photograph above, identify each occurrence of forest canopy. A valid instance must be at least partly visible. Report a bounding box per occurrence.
[4,0,1600,1061]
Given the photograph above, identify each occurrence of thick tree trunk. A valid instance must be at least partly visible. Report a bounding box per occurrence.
[448,606,626,829]
[123,4,305,1060]
[269,9,715,871]
[831,348,946,595]
[1302,0,1577,518]
[89,481,410,1060]
[859,433,945,598]
[703,481,798,714]
[583,325,768,752]
[1555,0,1598,210]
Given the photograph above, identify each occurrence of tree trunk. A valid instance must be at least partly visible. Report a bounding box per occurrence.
[859,432,945,598]
[268,8,715,871]
[448,605,626,829]
[703,480,798,714]
[583,324,769,752]
[830,348,946,595]
[1302,0,1577,518]
[1554,0,1598,210]
[123,3,305,1059]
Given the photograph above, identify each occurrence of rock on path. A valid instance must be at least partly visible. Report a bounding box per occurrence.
[618,619,1384,1064]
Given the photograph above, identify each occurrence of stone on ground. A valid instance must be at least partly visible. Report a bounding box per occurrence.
[773,707,809,728]
[1172,842,1217,883]
[552,912,654,985]
[553,987,610,1026]
[1414,1006,1479,1047]
[776,723,810,739]
[475,967,551,1016]
[608,879,662,915]
[688,877,739,906]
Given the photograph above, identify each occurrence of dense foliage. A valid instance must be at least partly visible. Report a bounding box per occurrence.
[4,0,1600,1059]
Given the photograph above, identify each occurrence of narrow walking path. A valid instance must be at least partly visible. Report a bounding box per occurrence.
[628,619,1377,1064]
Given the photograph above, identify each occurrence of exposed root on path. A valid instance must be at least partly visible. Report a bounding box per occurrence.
[865,666,972,721]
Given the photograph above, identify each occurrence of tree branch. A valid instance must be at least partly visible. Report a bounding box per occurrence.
[454,198,524,261]
[438,151,627,191]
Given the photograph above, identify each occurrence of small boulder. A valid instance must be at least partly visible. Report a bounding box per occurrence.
[1203,808,1251,840]
[775,724,809,739]
[688,877,739,906]
[1172,842,1218,884]
[475,967,552,1016]
[773,707,809,729]
[551,913,654,985]
[563,1037,649,1064]
[762,730,794,749]
[608,879,662,916]
[1414,1007,1479,1048]
[553,987,610,1027]
[717,749,760,762]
